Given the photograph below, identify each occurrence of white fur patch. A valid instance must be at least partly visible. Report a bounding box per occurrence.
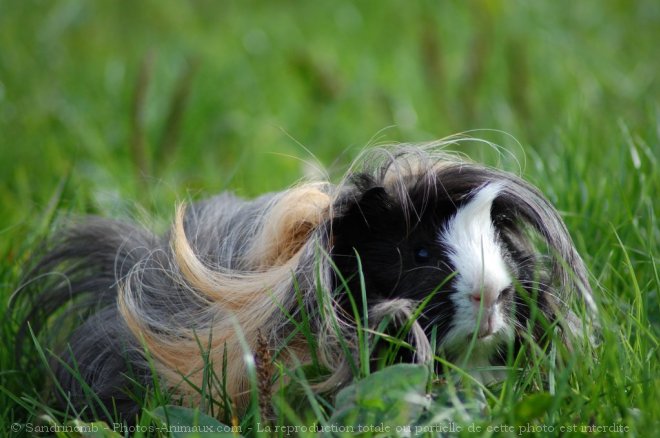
[438,183,512,355]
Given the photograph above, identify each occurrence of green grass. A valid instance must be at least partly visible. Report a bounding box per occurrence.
[1,0,658,436]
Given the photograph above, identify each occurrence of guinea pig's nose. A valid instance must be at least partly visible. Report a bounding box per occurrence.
[470,292,498,338]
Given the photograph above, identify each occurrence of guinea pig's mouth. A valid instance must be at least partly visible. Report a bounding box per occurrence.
[472,323,504,342]
[471,332,497,343]
[476,331,493,340]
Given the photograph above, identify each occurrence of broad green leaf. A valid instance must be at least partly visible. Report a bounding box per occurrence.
[149,405,242,438]
[330,364,429,431]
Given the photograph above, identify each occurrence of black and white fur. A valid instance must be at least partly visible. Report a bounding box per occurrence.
[14,145,595,422]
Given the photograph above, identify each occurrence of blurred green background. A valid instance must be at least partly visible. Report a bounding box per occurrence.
[2,0,658,227]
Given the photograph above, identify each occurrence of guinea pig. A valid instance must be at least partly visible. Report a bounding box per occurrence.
[14,144,595,422]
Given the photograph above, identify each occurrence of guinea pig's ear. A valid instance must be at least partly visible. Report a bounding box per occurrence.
[335,186,393,233]
[356,186,393,218]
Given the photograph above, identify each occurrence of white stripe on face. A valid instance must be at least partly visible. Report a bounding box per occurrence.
[438,183,512,346]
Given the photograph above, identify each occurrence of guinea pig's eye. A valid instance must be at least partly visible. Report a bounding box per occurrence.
[414,247,431,264]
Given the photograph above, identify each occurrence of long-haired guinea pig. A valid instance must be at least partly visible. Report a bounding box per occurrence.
[15,145,595,422]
